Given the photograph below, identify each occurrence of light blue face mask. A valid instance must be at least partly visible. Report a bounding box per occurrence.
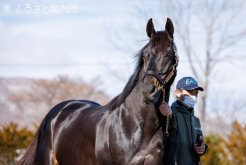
[182,95,197,108]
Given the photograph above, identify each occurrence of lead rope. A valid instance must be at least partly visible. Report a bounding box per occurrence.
[164,116,169,136]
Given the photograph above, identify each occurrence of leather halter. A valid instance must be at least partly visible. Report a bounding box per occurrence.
[143,41,179,89]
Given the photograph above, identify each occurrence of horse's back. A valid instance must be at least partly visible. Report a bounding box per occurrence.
[35,99,103,165]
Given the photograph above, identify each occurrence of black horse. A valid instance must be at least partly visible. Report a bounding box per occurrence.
[19,18,179,165]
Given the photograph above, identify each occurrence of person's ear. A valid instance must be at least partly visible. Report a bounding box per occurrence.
[175,89,182,98]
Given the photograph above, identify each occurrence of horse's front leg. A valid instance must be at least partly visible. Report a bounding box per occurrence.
[128,148,163,165]
[142,149,163,165]
[142,131,164,165]
[128,153,145,165]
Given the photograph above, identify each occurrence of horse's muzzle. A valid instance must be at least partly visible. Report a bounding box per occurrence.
[142,75,163,104]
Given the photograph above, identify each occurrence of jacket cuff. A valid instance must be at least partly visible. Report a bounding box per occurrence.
[199,144,208,156]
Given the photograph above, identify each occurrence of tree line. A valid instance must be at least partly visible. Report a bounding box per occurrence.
[0,121,245,164]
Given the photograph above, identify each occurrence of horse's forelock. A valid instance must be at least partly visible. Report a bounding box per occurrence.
[151,31,171,50]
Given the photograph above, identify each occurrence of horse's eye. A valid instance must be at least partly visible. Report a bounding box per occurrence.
[167,52,173,57]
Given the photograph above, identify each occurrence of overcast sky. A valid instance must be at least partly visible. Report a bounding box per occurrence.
[0,0,136,95]
[0,0,246,122]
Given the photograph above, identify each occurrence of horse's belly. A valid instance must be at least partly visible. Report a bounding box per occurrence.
[54,127,97,165]
[52,107,99,165]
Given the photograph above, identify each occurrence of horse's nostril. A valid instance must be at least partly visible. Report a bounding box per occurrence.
[150,85,155,94]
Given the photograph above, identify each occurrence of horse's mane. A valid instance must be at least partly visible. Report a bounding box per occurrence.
[105,31,173,110]
[105,43,149,110]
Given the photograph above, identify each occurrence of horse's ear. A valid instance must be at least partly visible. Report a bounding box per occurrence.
[146,18,156,38]
[165,18,174,39]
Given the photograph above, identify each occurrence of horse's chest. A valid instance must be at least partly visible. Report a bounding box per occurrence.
[96,124,163,164]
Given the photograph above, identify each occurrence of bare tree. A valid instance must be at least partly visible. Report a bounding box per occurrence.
[107,0,246,123]
[9,76,110,126]
[164,0,246,123]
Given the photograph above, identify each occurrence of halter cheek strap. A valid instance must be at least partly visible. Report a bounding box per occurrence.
[163,42,179,86]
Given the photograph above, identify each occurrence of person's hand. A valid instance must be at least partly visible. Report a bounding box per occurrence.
[194,142,206,155]
[159,102,172,118]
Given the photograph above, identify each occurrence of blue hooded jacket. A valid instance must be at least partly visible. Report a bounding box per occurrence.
[163,100,206,165]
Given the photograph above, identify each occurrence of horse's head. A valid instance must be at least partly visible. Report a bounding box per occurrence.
[141,18,179,104]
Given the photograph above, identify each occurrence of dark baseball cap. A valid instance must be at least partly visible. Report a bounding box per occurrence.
[176,77,203,91]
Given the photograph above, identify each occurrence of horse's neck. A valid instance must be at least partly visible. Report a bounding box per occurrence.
[124,80,157,124]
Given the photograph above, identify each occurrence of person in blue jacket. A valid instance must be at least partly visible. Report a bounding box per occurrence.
[161,77,208,165]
